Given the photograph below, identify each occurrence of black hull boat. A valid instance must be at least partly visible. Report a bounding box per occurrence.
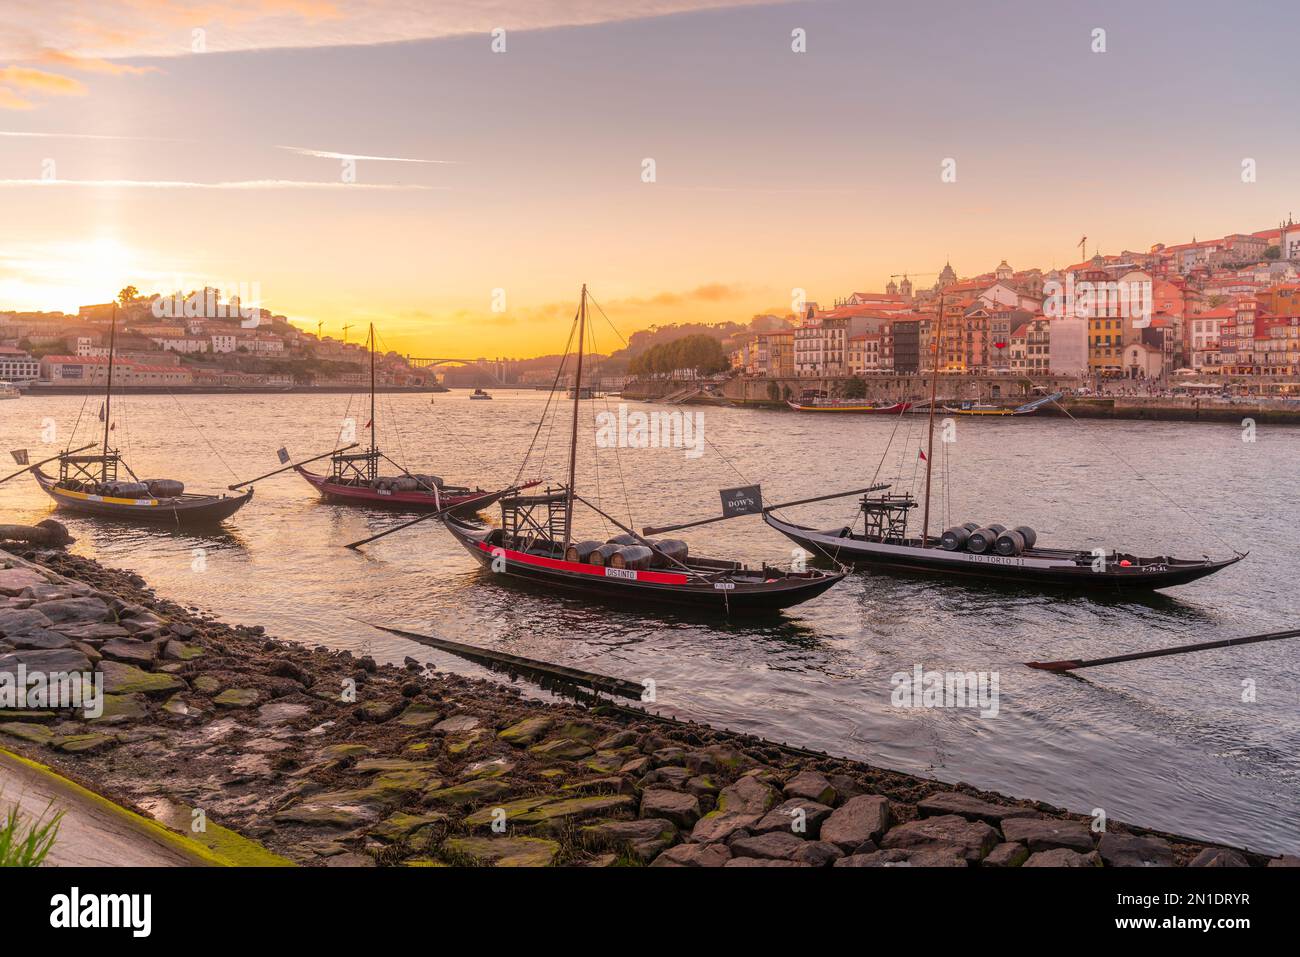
[762,511,1243,592]
[434,285,846,617]
[445,510,843,614]
[22,304,252,529]
[33,465,252,527]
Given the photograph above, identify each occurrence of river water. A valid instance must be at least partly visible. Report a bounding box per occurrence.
[2,390,1296,853]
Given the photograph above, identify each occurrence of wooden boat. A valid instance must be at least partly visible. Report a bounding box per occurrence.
[762,504,1244,592]
[942,393,1061,417]
[27,306,252,527]
[787,399,911,414]
[295,460,516,513]
[470,388,492,400]
[296,324,523,512]
[441,285,846,615]
[762,293,1243,593]
[32,463,251,526]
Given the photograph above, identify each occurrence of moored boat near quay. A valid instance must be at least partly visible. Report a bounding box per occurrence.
[18,306,252,528]
[439,285,846,615]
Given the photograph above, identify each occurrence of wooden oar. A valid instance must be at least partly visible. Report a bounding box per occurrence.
[642,484,890,536]
[344,483,526,550]
[0,444,96,486]
[1026,627,1300,672]
[227,444,359,490]
[358,619,644,699]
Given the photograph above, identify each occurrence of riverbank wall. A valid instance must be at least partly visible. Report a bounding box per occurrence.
[622,377,1300,423]
[1,546,1293,868]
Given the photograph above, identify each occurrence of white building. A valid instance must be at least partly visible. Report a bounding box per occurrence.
[210,334,238,353]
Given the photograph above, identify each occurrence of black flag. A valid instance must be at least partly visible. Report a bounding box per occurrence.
[277,447,290,464]
[9,449,28,465]
[719,484,763,518]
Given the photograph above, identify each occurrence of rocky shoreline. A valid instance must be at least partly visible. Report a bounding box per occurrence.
[1,545,1294,868]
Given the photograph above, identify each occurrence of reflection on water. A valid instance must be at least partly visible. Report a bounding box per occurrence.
[2,391,1297,852]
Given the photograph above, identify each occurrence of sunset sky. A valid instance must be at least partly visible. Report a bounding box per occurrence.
[3,0,1300,356]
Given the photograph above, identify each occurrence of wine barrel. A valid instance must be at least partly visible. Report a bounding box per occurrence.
[107,481,150,498]
[588,544,623,566]
[988,523,1007,535]
[607,533,639,546]
[145,479,185,498]
[1013,525,1037,549]
[940,526,970,551]
[609,545,654,570]
[564,540,605,563]
[994,529,1026,556]
[653,539,689,566]
[966,526,1000,554]
[962,522,981,532]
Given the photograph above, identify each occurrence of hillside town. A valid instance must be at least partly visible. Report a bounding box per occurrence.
[727,219,1300,392]
[0,287,447,390]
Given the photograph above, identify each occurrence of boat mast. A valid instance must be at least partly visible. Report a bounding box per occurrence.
[101,302,118,481]
[563,284,587,550]
[920,291,943,548]
[369,322,377,456]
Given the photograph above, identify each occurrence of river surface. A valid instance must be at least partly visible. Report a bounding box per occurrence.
[2,390,1296,853]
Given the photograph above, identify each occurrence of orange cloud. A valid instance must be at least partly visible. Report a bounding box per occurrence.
[0,88,34,110]
[38,49,159,75]
[0,67,87,96]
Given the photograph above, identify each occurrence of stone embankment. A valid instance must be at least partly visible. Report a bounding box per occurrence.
[1,546,1295,868]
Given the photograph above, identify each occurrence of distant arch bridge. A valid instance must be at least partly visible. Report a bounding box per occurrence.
[406,356,511,385]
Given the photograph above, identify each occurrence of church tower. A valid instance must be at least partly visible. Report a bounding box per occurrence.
[886,278,898,295]
[936,261,957,290]
[899,274,913,301]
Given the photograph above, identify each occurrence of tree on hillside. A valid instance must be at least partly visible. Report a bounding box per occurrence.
[118,286,139,305]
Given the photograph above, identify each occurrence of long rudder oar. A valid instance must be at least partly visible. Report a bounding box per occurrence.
[1027,627,1300,672]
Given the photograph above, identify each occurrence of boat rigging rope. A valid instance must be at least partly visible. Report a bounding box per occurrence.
[584,296,636,529]
[1048,397,1240,555]
[66,392,90,452]
[514,305,578,488]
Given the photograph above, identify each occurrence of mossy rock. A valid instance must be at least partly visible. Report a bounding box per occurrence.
[53,732,118,754]
[462,757,515,780]
[447,730,488,754]
[424,778,512,807]
[321,743,372,760]
[442,835,560,867]
[0,721,57,746]
[512,794,636,831]
[528,737,595,762]
[370,811,448,843]
[464,795,555,828]
[89,693,148,724]
[395,703,443,727]
[98,660,185,696]
[553,721,601,743]
[192,675,222,694]
[498,716,551,746]
[214,687,262,709]
[164,640,204,661]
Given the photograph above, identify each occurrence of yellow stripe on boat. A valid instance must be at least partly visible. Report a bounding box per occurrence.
[53,487,159,506]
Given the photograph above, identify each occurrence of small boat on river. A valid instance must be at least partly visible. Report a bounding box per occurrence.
[27,305,252,527]
[442,285,846,614]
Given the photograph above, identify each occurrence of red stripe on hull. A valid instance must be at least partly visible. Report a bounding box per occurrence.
[475,540,689,585]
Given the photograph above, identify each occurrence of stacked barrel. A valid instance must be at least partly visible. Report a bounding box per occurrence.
[940,522,1037,555]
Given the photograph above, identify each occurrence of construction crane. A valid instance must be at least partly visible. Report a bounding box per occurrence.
[341,323,354,344]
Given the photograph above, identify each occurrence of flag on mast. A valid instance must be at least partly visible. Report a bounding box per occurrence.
[918,449,927,461]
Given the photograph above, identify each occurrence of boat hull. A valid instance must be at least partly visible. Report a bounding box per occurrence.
[762,513,1242,592]
[295,467,521,513]
[443,517,844,614]
[32,467,252,526]
[787,400,911,414]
